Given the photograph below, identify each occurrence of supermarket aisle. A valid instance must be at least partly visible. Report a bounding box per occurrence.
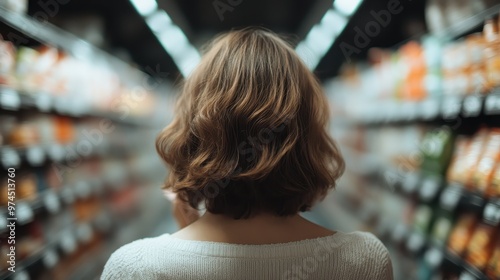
[1,0,500,280]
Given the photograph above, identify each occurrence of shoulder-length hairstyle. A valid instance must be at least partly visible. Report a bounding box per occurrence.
[156,28,344,219]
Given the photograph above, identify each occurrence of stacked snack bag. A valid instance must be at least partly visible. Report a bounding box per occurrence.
[447,128,500,197]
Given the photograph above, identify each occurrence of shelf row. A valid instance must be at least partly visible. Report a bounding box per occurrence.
[350,92,500,125]
[0,88,155,127]
[0,174,128,230]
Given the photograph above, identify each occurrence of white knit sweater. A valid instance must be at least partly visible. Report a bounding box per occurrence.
[101,231,393,280]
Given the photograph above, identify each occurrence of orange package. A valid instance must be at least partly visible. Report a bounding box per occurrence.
[447,137,471,184]
[465,223,498,270]
[455,129,489,188]
[486,237,500,279]
[488,164,500,198]
[448,213,478,255]
[472,129,500,193]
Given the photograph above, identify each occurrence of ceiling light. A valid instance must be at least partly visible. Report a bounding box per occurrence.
[177,47,201,77]
[130,0,158,16]
[296,42,321,70]
[305,25,335,55]
[158,25,189,57]
[333,0,362,16]
[319,9,348,37]
[146,10,172,33]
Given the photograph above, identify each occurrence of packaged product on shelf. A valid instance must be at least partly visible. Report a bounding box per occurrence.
[488,163,500,198]
[447,137,470,184]
[400,41,427,101]
[422,36,443,98]
[74,197,101,222]
[484,16,500,91]
[465,222,498,270]
[420,127,454,176]
[413,204,434,235]
[29,46,60,94]
[430,209,454,246]
[486,236,500,279]
[15,46,40,92]
[17,173,38,201]
[0,35,16,86]
[36,116,56,145]
[8,120,40,147]
[54,116,75,144]
[447,213,478,255]
[453,129,489,188]
[465,33,487,94]
[442,40,469,96]
[473,129,500,194]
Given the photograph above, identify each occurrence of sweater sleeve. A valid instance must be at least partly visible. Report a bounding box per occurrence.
[364,232,394,280]
[100,240,155,280]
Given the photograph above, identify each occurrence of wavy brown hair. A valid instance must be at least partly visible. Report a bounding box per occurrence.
[156,28,344,219]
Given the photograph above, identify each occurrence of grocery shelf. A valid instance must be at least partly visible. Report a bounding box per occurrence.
[0,7,147,86]
[0,143,97,169]
[441,249,489,280]
[0,88,154,127]
[435,3,500,40]
[351,91,500,126]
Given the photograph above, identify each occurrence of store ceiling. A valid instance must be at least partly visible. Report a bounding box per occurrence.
[28,0,426,82]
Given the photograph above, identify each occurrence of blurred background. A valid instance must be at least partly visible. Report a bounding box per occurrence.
[0,0,499,279]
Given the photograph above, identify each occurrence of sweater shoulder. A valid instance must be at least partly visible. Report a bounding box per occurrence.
[337,231,394,280]
[101,235,170,280]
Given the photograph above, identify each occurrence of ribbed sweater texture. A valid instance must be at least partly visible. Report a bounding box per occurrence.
[101,231,393,280]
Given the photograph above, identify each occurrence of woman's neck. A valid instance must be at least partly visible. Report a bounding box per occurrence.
[171,211,335,245]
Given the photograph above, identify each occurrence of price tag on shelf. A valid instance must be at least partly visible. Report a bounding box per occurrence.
[424,247,443,268]
[459,271,476,280]
[442,95,462,119]
[35,93,52,112]
[0,88,21,110]
[440,185,462,211]
[42,248,59,268]
[59,230,77,255]
[12,270,29,280]
[26,146,45,166]
[17,202,34,225]
[483,201,500,226]
[43,190,61,214]
[1,147,20,168]
[419,177,441,202]
[462,95,482,117]
[406,232,425,253]
[485,93,500,115]
[421,98,440,119]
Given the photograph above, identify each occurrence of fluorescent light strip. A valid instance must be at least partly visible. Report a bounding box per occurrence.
[130,0,200,77]
[130,0,158,16]
[146,10,172,33]
[296,0,362,70]
[333,0,362,16]
[154,21,200,77]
